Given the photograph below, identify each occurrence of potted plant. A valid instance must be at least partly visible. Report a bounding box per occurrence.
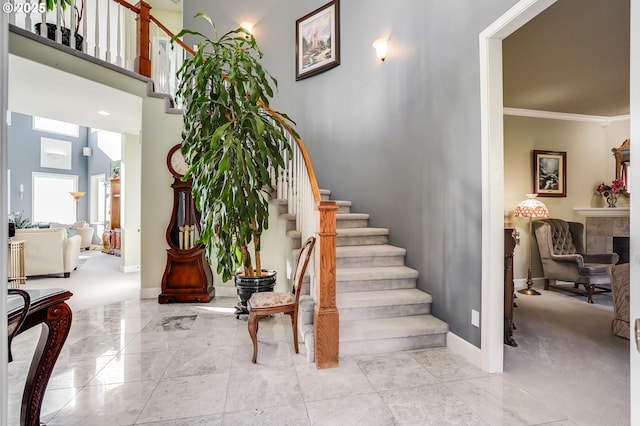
[173,14,294,314]
[35,0,85,51]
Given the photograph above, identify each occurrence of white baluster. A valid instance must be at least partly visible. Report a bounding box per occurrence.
[8,0,15,25]
[94,0,100,58]
[24,0,32,31]
[105,0,111,62]
[116,4,122,66]
[82,0,87,52]
[39,8,46,38]
[70,0,76,49]
[55,0,62,43]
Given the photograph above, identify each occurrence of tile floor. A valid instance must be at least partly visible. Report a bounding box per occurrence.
[9,295,583,426]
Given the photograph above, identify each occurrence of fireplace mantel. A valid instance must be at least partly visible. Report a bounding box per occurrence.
[573,207,630,217]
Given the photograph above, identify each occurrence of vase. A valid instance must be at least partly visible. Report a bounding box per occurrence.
[605,193,618,208]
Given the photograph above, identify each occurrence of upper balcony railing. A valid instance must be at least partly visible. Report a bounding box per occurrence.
[8,0,339,368]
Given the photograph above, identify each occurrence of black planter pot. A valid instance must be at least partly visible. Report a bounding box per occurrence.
[234,270,276,317]
[35,23,83,52]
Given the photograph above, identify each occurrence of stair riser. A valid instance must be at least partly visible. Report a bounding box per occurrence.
[337,278,417,293]
[290,236,301,250]
[337,219,369,228]
[336,255,405,268]
[277,203,288,215]
[336,235,388,246]
[286,219,296,232]
[337,205,351,213]
[339,334,446,358]
[339,304,431,321]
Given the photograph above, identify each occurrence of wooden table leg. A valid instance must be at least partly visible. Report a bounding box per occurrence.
[20,302,73,426]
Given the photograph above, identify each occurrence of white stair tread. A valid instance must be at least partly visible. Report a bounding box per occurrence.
[337,266,418,281]
[338,288,432,308]
[336,244,406,257]
[340,315,449,341]
[320,189,331,196]
[337,227,389,237]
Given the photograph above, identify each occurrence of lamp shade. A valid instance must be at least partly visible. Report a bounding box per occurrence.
[69,191,86,202]
[513,193,549,218]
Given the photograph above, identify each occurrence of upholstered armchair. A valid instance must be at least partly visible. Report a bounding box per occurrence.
[533,218,619,303]
[610,262,630,339]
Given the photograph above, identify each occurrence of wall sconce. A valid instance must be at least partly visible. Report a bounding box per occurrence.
[372,38,389,61]
[18,183,24,199]
[240,22,253,39]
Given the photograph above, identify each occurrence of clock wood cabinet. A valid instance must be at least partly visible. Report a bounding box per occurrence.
[159,174,214,303]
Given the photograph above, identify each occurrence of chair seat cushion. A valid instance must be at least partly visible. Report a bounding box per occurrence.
[249,292,294,309]
[579,263,610,274]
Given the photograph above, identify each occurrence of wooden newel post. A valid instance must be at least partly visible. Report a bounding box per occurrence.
[134,1,151,77]
[314,200,339,368]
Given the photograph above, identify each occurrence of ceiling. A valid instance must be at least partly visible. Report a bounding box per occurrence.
[503,0,630,117]
[147,0,182,13]
[8,55,142,135]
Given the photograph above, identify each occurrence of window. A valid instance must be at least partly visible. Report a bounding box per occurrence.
[32,173,77,223]
[90,174,106,223]
[33,116,79,137]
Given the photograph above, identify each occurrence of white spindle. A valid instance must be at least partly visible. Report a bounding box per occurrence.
[70,0,76,49]
[24,0,32,31]
[105,0,111,62]
[55,0,62,43]
[116,4,122,66]
[9,0,15,25]
[39,9,46,38]
[82,0,87,52]
[94,0,100,57]
[126,8,135,70]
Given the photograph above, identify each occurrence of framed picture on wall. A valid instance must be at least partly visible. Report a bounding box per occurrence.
[533,150,566,197]
[295,0,340,80]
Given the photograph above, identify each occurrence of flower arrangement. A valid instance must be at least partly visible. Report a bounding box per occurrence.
[595,179,628,196]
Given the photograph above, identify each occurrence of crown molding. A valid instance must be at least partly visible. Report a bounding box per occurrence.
[504,107,630,126]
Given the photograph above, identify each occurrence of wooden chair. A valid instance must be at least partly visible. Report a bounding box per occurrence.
[247,236,316,363]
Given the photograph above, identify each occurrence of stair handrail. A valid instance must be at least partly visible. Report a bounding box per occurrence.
[10,0,340,368]
[174,40,338,368]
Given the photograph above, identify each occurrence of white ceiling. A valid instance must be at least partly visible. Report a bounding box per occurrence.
[147,0,182,13]
[503,0,630,117]
[8,55,142,135]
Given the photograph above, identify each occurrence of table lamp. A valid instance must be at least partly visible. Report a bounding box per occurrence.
[513,193,549,295]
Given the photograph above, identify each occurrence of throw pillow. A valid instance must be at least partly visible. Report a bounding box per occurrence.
[66,228,77,238]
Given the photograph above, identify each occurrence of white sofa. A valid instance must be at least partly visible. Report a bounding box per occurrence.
[14,228,82,277]
[49,221,95,250]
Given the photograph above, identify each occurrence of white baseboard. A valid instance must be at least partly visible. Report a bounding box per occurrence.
[120,264,140,273]
[215,286,236,297]
[446,331,482,370]
[513,277,545,290]
[140,286,235,299]
[140,287,161,299]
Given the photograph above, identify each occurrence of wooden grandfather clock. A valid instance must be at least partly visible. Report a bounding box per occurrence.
[159,144,214,303]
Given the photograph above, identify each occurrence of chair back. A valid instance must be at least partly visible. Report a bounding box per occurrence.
[292,237,316,305]
[535,218,585,256]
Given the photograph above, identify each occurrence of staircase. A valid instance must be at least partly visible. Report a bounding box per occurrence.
[279,189,449,358]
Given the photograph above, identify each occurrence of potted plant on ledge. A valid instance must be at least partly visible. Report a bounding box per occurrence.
[173,14,294,315]
[36,0,85,51]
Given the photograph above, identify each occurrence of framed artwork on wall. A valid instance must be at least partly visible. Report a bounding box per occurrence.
[295,0,340,80]
[533,150,566,197]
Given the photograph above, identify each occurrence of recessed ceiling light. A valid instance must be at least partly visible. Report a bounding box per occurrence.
[97,111,110,116]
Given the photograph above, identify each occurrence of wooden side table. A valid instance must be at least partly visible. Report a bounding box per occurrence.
[8,239,27,288]
[504,228,517,346]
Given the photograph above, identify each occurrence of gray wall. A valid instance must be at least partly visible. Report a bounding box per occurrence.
[7,111,111,223]
[184,0,519,347]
